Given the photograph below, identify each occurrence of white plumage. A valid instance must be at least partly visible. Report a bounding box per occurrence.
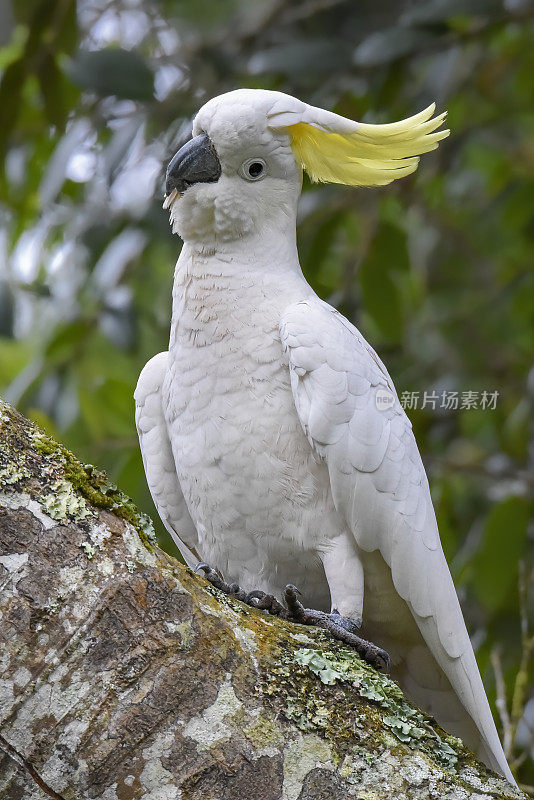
[135,89,514,783]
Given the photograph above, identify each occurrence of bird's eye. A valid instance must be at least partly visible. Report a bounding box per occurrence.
[241,158,267,181]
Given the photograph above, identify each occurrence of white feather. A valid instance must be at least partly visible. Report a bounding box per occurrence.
[135,352,200,569]
[280,298,514,782]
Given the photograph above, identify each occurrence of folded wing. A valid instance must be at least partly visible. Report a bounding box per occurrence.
[135,352,200,569]
[280,298,513,782]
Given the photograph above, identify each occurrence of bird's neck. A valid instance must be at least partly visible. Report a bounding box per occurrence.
[175,215,303,285]
[182,206,299,259]
[169,225,309,347]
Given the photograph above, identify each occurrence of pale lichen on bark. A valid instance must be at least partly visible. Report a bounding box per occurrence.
[0,399,526,800]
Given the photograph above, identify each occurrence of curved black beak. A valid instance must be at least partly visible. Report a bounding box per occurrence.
[165,133,221,198]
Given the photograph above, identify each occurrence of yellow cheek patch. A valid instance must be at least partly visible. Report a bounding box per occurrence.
[288,104,449,187]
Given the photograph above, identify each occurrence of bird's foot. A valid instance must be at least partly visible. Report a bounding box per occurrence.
[195,566,389,672]
[284,584,390,673]
[195,563,286,615]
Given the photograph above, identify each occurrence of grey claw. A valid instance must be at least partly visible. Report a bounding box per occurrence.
[195,562,223,581]
[246,590,267,601]
[285,583,302,596]
[376,649,391,673]
[284,584,308,623]
[194,565,280,614]
[282,589,390,672]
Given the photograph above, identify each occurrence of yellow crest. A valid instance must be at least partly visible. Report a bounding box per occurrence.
[287,104,448,187]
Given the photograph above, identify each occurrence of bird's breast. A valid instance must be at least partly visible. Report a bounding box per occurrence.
[162,267,338,589]
[164,296,317,512]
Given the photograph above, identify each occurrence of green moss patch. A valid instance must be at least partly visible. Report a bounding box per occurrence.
[295,647,459,768]
[0,399,155,548]
[258,632,474,776]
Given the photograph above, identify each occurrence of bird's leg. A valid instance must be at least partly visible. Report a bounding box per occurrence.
[195,563,286,615]
[284,585,390,673]
[195,565,389,672]
[296,533,390,670]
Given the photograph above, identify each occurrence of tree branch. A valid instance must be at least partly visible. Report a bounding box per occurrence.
[0,399,525,799]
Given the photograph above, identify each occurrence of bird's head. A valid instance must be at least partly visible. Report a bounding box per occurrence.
[164,89,448,245]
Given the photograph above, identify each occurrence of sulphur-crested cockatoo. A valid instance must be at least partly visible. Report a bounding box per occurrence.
[135,89,513,783]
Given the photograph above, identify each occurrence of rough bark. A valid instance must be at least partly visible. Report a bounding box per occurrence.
[0,399,525,800]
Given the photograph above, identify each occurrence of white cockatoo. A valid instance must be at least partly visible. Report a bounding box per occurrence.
[135,89,514,783]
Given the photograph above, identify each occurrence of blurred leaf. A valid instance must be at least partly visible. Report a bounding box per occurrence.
[0,281,15,336]
[52,0,78,55]
[45,321,93,366]
[0,25,27,69]
[301,211,344,279]
[473,497,529,612]
[95,378,136,437]
[401,0,503,26]
[78,387,105,439]
[358,223,409,342]
[66,49,155,101]
[249,40,351,76]
[372,222,410,272]
[360,265,402,342]
[0,57,26,161]
[171,0,242,29]
[502,399,530,460]
[38,52,70,129]
[0,338,32,384]
[11,0,44,25]
[354,28,434,67]
[39,118,90,204]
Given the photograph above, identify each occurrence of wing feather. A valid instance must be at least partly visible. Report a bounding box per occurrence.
[135,352,199,569]
[280,298,513,783]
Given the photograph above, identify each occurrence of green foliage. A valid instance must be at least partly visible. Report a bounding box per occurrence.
[473,497,529,612]
[67,48,154,100]
[359,222,409,343]
[0,0,78,176]
[0,0,532,783]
